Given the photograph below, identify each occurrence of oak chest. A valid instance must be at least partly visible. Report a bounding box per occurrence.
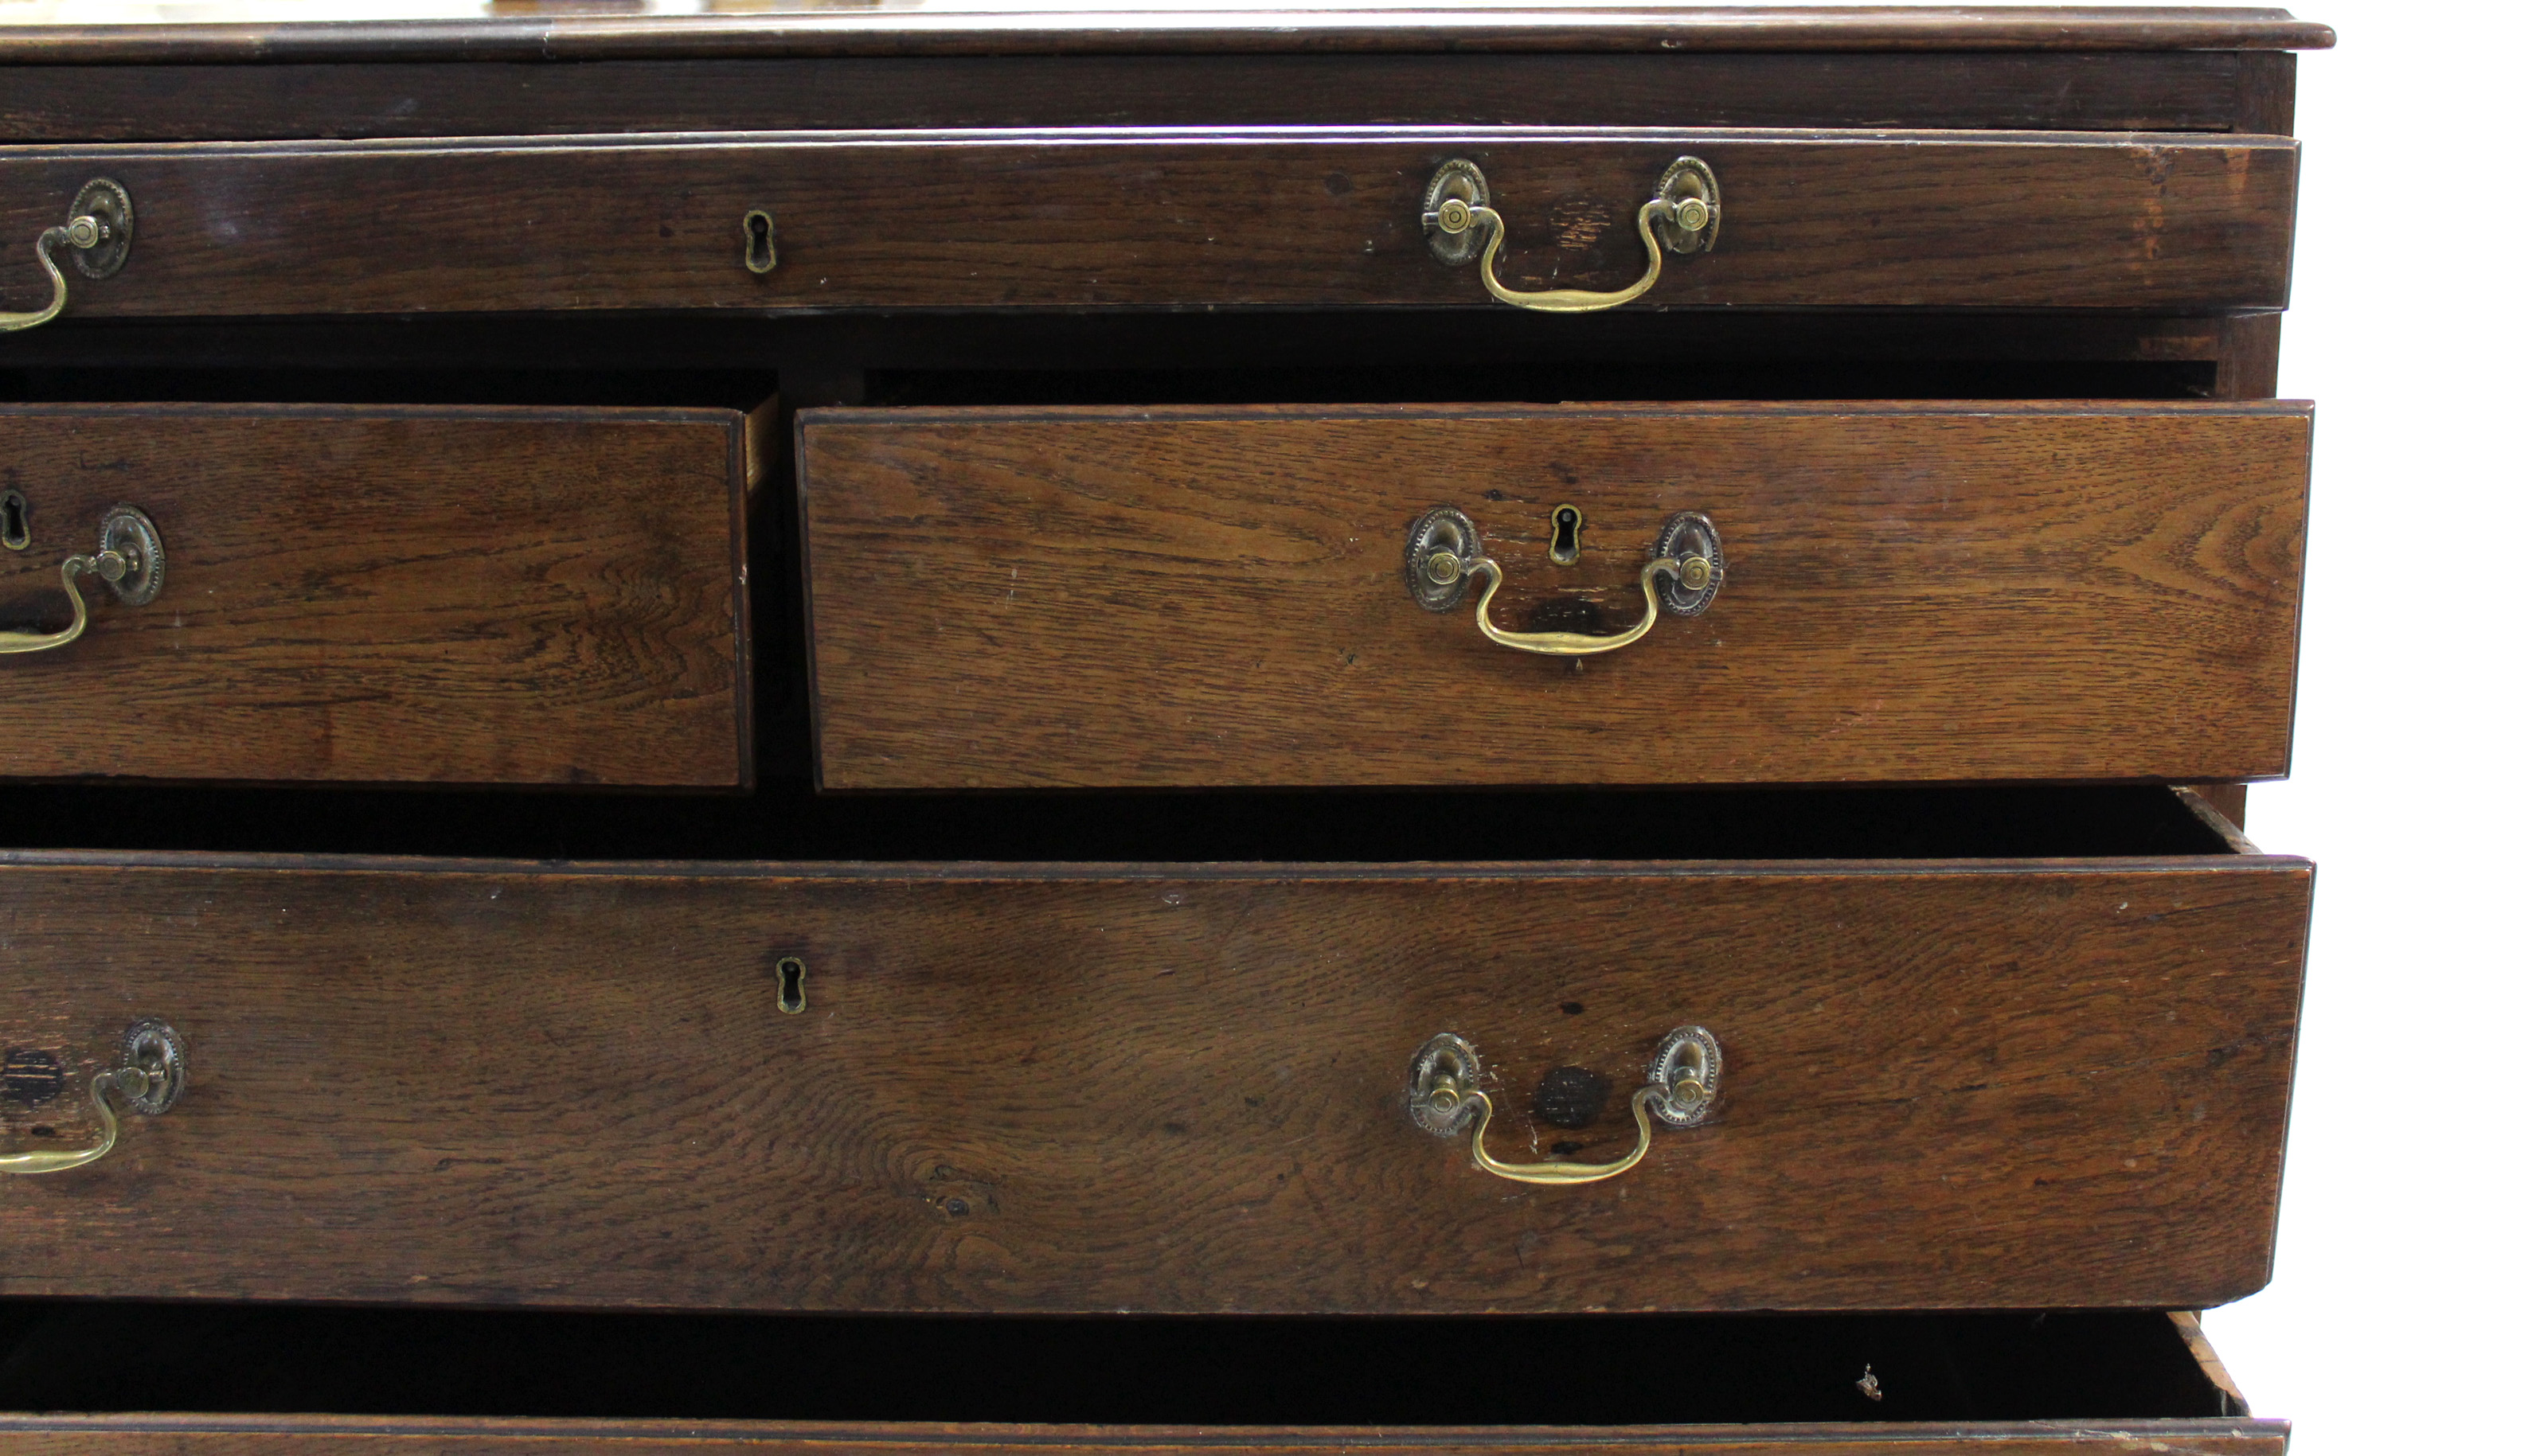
[0,6,2329,1453]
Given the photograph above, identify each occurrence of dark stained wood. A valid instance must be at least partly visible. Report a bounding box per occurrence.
[0,131,2301,316]
[2233,50,2300,135]
[0,847,2307,1312]
[800,401,2311,790]
[0,10,2342,65]
[0,1415,2292,1454]
[0,404,751,787]
[2213,313,2285,400]
[0,53,2255,143]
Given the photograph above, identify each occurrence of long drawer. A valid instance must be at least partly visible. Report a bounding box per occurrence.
[0,786,2304,1314]
[800,401,2309,790]
[0,129,2296,318]
[0,404,755,787]
[0,1305,2280,1454]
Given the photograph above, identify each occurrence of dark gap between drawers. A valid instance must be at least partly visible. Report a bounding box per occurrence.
[862,360,2210,405]
[0,362,2209,410]
[0,1303,2233,1425]
[0,313,2244,378]
[0,784,2227,861]
[0,367,780,410]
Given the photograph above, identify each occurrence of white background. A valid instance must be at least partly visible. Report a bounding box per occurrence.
[1,0,2528,1449]
[2190,3,2536,1450]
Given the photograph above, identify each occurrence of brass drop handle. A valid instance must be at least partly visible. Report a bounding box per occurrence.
[1410,1026,1721,1186]
[1423,156,1719,314]
[0,179,134,334]
[0,1019,186,1176]
[0,504,166,656]
[1405,506,1722,657]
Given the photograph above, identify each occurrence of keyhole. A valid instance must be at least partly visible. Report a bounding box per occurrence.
[1549,503,1585,565]
[742,209,778,275]
[775,956,807,1014]
[0,491,27,552]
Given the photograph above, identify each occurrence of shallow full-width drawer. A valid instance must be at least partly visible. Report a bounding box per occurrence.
[0,787,2304,1313]
[0,404,752,786]
[799,401,2308,790]
[0,1306,2281,1454]
[0,129,2295,318]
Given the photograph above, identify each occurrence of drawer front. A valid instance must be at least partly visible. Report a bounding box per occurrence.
[0,405,751,787]
[800,402,2309,790]
[0,130,2295,316]
[0,849,2307,1313]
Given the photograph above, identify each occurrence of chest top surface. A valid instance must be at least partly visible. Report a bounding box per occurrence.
[0,3,2337,62]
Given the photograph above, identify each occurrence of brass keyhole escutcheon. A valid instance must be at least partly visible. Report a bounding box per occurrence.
[1549,504,1585,565]
[0,491,27,552]
[775,955,807,1014]
[742,209,779,275]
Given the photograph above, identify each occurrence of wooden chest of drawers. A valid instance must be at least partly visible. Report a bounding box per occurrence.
[0,6,2329,1452]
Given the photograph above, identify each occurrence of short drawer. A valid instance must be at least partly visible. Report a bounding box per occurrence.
[799,401,2308,789]
[0,404,753,787]
[0,786,2303,1314]
[0,1306,2278,1454]
[0,129,2295,318]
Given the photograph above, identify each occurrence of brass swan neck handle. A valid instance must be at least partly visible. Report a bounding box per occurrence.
[1405,506,1723,657]
[2,179,133,334]
[0,1020,186,1176]
[0,504,166,657]
[1410,1026,1721,1187]
[1422,156,1719,314]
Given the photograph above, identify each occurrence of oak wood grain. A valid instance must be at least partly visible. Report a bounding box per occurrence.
[0,131,2300,316]
[0,53,2253,143]
[0,404,750,787]
[0,849,2308,1313]
[0,10,2341,65]
[0,1415,2292,1456]
[800,401,2310,790]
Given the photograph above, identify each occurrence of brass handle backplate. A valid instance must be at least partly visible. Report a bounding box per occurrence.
[0,504,166,656]
[1422,157,1718,314]
[0,178,133,334]
[0,1019,186,1176]
[1410,1025,1720,1186]
[1405,505,1722,656]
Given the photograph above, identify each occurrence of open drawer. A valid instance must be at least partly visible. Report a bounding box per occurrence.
[0,129,2295,322]
[799,400,2310,789]
[0,1304,2280,1453]
[0,785,2304,1314]
[0,400,763,787]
